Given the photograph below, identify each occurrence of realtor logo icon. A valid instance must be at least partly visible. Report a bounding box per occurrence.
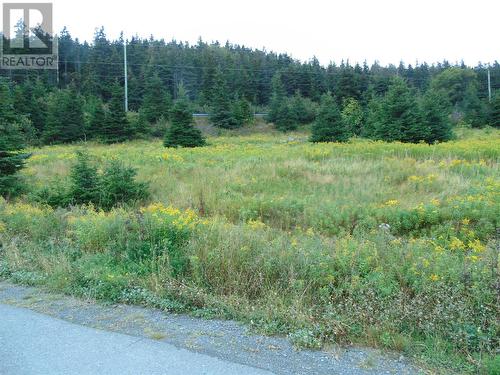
[1,3,58,69]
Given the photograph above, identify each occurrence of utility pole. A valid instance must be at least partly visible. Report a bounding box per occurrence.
[487,68,492,102]
[123,37,128,112]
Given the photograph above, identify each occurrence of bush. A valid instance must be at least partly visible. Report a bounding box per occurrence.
[164,96,205,148]
[98,160,149,210]
[42,151,150,210]
[69,151,100,205]
[310,93,349,142]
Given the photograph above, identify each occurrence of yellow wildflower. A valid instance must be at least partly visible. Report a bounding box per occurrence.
[430,198,440,206]
[449,237,465,251]
[467,255,480,263]
[247,219,266,230]
[429,274,440,282]
[434,245,444,253]
[468,239,485,253]
[384,199,399,207]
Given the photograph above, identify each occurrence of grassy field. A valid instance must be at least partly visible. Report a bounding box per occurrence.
[1,126,499,373]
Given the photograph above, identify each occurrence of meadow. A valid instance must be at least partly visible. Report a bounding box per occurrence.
[0,126,499,373]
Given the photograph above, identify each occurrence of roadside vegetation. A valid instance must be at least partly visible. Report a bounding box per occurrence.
[0,128,498,374]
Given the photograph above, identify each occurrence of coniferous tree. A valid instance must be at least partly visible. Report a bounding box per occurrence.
[85,96,106,140]
[69,150,100,205]
[0,80,30,197]
[362,95,382,139]
[289,90,317,125]
[102,82,130,143]
[43,85,85,144]
[341,98,364,136]
[141,72,172,124]
[373,77,423,142]
[274,99,298,132]
[231,97,253,127]
[462,85,488,128]
[164,85,205,148]
[210,69,238,129]
[489,94,500,128]
[420,89,453,143]
[267,72,287,124]
[310,93,348,142]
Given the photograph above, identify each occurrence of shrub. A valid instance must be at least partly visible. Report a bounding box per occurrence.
[310,93,349,142]
[164,95,205,148]
[55,151,150,210]
[99,160,149,210]
[69,151,100,205]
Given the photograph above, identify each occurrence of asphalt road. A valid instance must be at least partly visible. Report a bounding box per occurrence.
[0,304,273,375]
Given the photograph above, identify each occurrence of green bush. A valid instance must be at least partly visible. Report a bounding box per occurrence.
[69,151,101,205]
[98,160,149,210]
[34,151,149,210]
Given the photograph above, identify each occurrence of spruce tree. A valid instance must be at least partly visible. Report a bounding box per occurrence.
[231,97,253,127]
[374,77,423,142]
[141,72,172,123]
[274,99,298,132]
[310,93,348,142]
[290,90,317,125]
[462,85,487,128]
[69,151,100,205]
[85,96,106,140]
[164,86,205,148]
[420,89,453,143]
[102,82,130,143]
[489,94,500,128]
[43,85,85,144]
[267,72,287,124]
[341,98,363,136]
[210,69,238,129]
[0,80,29,197]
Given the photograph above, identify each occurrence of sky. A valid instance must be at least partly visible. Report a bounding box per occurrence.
[2,0,499,66]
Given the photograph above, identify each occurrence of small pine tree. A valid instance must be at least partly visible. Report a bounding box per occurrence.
[210,69,238,129]
[267,72,287,124]
[141,72,171,123]
[341,97,363,136]
[102,82,131,143]
[420,89,453,143]
[374,77,424,143]
[231,97,253,127]
[164,86,205,148]
[0,79,30,197]
[69,151,100,205]
[43,85,85,144]
[99,160,149,210]
[85,96,106,140]
[289,91,317,125]
[274,99,298,132]
[462,85,488,128]
[489,94,500,128]
[310,93,348,142]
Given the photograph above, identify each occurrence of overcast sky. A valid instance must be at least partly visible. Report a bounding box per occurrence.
[4,0,499,66]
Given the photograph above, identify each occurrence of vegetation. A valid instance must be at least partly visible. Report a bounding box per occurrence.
[0,79,30,198]
[164,89,205,148]
[310,93,348,142]
[0,128,498,374]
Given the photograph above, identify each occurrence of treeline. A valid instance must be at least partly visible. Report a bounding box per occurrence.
[0,26,499,147]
